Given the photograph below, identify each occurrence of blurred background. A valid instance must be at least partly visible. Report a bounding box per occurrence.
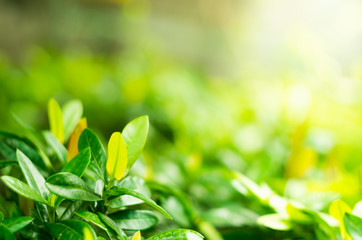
[0,0,361,227]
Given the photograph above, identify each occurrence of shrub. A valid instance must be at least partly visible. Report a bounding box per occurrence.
[0,99,203,240]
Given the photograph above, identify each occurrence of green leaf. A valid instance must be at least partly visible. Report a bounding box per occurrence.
[16,150,49,199]
[147,229,204,240]
[61,220,96,239]
[78,129,106,181]
[62,100,83,142]
[109,210,158,230]
[60,201,84,221]
[106,132,127,181]
[1,176,49,205]
[75,211,107,231]
[47,223,82,240]
[257,214,292,231]
[108,176,151,208]
[122,115,149,173]
[3,216,33,233]
[62,148,91,177]
[0,224,16,240]
[46,172,101,201]
[48,98,65,144]
[105,186,172,219]
[97,212,128,240]
[43,131,67,164]
[329,199,352,240]
[0,160,17,169]
[0,211,4,222]
[344,213,362,240]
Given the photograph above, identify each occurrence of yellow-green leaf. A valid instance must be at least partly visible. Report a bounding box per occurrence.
[67,118,87,161]
[48,98,64,144]
[106,132,127,181]
[329,200,352,240]
[83,227,95,240]
[132,230,141,240]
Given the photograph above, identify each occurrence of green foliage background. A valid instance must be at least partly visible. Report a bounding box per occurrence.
[0,0,362,239]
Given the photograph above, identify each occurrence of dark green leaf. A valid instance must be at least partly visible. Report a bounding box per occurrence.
[60,201,84,221]
[46,172,101,201]
[17,150,49,199]
[47,223,82,240]
[344,213,362,240]
[61,148,91,177]
[78,129,106,181]
[3,216,33,233]
[0,224,16,240]
[147,229,204,240]
[1,176,49,205]
[61,219,96,239]
[0,160,17,169]
[97,212,128,240]
[109,210,158,230]
[75,211,107,231]
[106,186,172,219]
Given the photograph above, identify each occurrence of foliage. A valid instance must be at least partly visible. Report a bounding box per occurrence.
[0,99,204,240]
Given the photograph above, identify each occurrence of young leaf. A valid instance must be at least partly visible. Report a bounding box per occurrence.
[97,212,128,240]
[78,129,106,180]
[329,199,352,240]
[3,216,33,233]
[43,131,67,164]
[75,211,107,231]
[67,118,87,161]
[61,148,91,177]
[344,213,362,240]
[1,176,48,205]
[132,231,141,240]
[45,172,101,201]
[105,186,172,219]
[106,132,127,181]
[122,116,149,173]
[16,150,49,199]
[62,100,83,142]
[48,98,64,144]
[147,229,204,240]
[0,224,16,240]
[109,210,158,230]
[83,227,95,240]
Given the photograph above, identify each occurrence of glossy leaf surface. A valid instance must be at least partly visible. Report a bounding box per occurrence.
[109,210,158,230]
[106,132,127,181]
[147,229,204,240]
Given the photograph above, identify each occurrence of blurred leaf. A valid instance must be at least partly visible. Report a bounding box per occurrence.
[61,220,96,239]
[257,214,292,231]
[48,98,64,144]
[43,131,67,164]
[78,129,106,181]
[67,118,87,161]
[45,172,101,201]
[329,199,352,240]
[106,186,172,219]
[47,222,82,240]
[344,213,362,240]
[147,229,204,240]
[0,160,17,169]
[106,132,127,181]
[0,224,16,240]
[83,227,95,240]
[62,100,83,142]
[132,231,141,240]
[1,176,49,205]
[109,210,158,230]
[3,216,33,233]
[122,115,149,173]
